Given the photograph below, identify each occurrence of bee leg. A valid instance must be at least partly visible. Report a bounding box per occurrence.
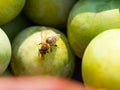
[53,44,57,47]
[50,48,52,52]
[54,44,58,48]
[38,52,40,57]
[41,54,44,57]
[38,52,44,60]
[39,43,42,45]
[47,51,49,53]
[41,54,45,60]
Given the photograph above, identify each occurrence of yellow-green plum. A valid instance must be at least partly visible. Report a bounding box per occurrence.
[0,28,11,74]
[82,29,120,90]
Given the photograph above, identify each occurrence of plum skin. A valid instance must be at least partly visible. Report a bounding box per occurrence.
[0,28,11,74]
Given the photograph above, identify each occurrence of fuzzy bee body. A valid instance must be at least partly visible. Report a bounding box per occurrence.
[38,33,60,58]
[39,43,50,57]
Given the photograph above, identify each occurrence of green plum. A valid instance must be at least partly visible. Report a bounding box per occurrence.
[82,29,120,90]
[10,26,75,77]
[67,0,120,58]
[24,0,76,29]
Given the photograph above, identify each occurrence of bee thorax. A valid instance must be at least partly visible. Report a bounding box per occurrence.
[46,36,56,46]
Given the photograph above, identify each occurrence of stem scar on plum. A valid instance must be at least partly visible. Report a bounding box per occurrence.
[38,33,60,59]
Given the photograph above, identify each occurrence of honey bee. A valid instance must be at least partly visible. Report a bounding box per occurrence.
[39,42,50,57]
[38,31,60,58]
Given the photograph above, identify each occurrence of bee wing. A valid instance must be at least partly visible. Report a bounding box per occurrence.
[49,33,60,37]
[40,30,48,43]
[41,29,61,42]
